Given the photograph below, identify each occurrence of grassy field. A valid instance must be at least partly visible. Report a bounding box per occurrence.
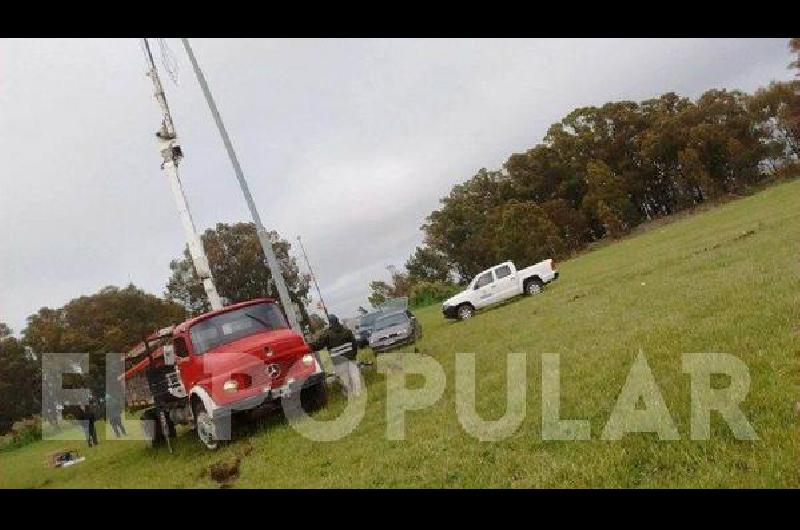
[2,179,799,488]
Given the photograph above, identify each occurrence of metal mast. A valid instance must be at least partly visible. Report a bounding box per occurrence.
[142,38,223,311]
[180,38,301,333]
[296,235,330,322]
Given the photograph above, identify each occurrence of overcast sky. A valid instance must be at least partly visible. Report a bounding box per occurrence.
[0,38,794,333]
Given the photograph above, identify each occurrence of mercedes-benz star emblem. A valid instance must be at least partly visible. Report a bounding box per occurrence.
[266,363,280,379]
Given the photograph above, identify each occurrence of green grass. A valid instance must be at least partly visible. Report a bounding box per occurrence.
[2,180,799,488]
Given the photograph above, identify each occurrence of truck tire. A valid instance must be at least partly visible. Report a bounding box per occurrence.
[524,277,544,296]
[193,401,220,451]
[300,382,328,413]
[457,304,475,320]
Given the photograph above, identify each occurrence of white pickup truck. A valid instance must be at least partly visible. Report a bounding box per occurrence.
[442,259,559,320]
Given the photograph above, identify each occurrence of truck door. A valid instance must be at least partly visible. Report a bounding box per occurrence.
[472,270,495,308]
[492,263,517,303]
[173,335,201,393]
[170,337,191,397]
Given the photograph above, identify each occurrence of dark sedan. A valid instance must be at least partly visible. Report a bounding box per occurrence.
[368,310,422,353]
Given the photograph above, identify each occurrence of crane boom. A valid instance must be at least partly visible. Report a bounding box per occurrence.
[142,38,223,311]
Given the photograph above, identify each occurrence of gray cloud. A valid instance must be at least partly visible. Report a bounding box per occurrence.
[0,38,794,333]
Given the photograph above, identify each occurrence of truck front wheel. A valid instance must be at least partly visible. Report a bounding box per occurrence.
[193,402,219,451]
[457,304,475,320]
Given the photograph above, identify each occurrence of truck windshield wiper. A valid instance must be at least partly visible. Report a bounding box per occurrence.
[244,312,273,330]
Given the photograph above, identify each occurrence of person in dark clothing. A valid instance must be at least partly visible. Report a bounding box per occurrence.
[105,393,127,438]
[78,404,98,447]
[310,315,362,396]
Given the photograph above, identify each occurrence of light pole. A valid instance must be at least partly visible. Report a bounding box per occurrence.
[296,235,330,322]
[180,38,301,333]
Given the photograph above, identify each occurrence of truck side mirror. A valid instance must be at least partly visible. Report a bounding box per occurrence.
[162,344,176,366]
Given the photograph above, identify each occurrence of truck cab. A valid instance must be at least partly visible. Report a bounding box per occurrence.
[123,298,327,450]
[441,259,559,320]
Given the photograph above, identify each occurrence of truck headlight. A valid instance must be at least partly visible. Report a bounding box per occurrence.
[302,354,315,366]
[223,380,239,393]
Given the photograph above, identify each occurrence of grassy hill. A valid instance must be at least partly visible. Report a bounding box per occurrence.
[2,179,799,488]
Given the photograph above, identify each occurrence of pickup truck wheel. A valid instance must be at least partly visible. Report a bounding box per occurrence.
[524,278,544,296]
[194,403,219,451]
[457,304,475,320]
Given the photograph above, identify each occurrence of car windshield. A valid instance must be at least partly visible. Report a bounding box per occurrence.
[359,312,381,330]
[189,302,287,355]
[374,312,409,331]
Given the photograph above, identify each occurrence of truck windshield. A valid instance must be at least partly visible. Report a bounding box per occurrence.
[189,302,288,355]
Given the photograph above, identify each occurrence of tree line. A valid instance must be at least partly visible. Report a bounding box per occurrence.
[0,324,40,435]
[367,40,800,304]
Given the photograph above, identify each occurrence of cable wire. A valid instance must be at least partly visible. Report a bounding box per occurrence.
[157,38,180,85]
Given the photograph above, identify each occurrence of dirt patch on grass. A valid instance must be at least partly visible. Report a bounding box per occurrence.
[690,242,723,257]
[689,226,760,257]
[733,228,756,241]
[567,292,587,303]
[202,444,253,488]
[207,457,241,487]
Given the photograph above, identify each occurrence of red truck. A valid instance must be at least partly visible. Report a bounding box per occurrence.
[123,298,327,450]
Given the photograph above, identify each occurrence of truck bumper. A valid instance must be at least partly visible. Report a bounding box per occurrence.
[213,371,326,418]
